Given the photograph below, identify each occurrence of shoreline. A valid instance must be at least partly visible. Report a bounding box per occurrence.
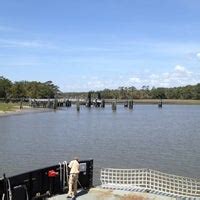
[0,106,53,117]
[0,99,199,116]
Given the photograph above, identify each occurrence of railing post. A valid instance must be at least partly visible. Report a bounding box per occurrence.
[88,159,93,188]
[3,174,8,200]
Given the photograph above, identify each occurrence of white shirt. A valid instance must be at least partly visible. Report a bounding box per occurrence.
[68,160,80,174]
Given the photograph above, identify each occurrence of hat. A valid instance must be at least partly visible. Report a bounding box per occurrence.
[74,157,79,161]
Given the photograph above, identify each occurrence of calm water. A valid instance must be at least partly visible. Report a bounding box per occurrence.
[0,105,200,183]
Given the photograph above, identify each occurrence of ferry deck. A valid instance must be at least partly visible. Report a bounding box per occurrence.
[48,187,177,200]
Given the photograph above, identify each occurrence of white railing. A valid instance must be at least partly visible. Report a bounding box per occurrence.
[100,168,200,198]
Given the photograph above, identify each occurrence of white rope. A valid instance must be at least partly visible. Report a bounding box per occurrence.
[23,185,29,200]
[100,168,200,198]
[7,178,12,200]
[62,161,66,191]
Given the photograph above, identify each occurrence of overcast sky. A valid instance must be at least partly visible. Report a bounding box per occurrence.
[0,0,200,92]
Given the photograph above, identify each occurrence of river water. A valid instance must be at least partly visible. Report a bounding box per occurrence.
[0,104,199,183]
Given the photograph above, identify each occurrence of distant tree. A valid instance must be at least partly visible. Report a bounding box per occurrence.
[8,80,60,99]
[97,92,101,99]
[141,85,149,90]
[193,83,200,99]
[88,91,91,99]
[119,87,127,99]
[10,81,27,98]
[151,87,166,99]
[0,76,12,99]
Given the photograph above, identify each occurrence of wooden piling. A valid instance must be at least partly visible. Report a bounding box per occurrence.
[128,100,133,109]
[87,92,92,107]
[124,100,128,107]
[158,98,162,108]
[66,99,71,107]
[47,99,51,108]
[101,99,105,108]
[20,98,23,109]
[112,100,117,111]
[76,99,80,112]
[53,99,57,110]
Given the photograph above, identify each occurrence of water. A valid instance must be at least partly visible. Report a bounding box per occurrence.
[0,105,200,184]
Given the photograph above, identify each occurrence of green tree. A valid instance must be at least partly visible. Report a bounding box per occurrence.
[10,81,27,98]
[151,87,166,99]
[0,76,12,99]
[193,83,200,99]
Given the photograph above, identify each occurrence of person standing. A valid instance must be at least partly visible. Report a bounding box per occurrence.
[67,157,80,198]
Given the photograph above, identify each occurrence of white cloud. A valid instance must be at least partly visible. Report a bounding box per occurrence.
[63,76,107,91]
[196,52,200,59]
[61,66,199,91]
[149,74,159,79]
[129,77,141,83]
[173,65,192,77]
[145,65,196,88]
[98,64,199,91]
[174,65,185,72]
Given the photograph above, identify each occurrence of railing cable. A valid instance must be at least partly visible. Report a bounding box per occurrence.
[100,168,200,198]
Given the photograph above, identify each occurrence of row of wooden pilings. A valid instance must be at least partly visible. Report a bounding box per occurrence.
[111,100,134,111]
[29,99,72,109]
[29,98,162,111]
[29,99,134,111]
[74,99,163,112]
[76,99,134,112]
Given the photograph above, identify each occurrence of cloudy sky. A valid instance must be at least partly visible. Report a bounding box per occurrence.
[0,0,200,92]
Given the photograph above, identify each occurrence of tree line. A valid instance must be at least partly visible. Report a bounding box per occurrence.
[1,76,199,100]
[0,76,60,100]
[98,85,200,100]
[64,84,200,100]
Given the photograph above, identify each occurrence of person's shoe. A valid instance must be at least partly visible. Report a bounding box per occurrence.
[66,193,72,198]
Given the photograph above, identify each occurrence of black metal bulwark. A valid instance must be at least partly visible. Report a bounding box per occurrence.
[0,159,93,200]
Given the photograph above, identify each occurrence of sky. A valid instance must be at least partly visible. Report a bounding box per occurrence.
[0,0,200,92]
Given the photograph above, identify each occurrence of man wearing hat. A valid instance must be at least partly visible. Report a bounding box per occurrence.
[67,157,80,198]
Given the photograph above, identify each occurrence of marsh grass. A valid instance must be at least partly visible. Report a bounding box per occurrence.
[0,103,19,112]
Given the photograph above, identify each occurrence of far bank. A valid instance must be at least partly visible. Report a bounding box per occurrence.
[107,99,200,105]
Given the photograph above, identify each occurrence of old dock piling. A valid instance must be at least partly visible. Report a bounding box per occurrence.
[53,99,58,109]
[65,99,71,107]
[29,98,71,109]
[128,100,133,109]
[47,99,51,108]
[124,100,128,107]
[20,98,23,109]
[101,99,105,108]
[86,92,92,107]
[112,100,117,111]
[158,98,163,108]
[76,99,80,111]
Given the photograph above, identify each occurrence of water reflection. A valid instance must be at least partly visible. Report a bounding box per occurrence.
[0,105,199,183]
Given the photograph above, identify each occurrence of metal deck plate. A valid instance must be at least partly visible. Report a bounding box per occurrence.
[48,187,177,200]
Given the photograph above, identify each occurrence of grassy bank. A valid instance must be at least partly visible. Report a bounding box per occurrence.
[0,103,20,112]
